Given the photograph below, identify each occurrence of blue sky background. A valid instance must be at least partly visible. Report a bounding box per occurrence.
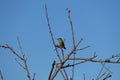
[0,0,120,80]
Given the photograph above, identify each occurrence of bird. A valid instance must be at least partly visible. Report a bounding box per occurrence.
[58,38,66,49]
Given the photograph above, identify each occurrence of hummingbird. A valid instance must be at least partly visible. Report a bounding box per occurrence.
[58,38,66,49]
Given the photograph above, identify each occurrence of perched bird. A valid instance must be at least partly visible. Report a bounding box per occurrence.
[58,38,66,49]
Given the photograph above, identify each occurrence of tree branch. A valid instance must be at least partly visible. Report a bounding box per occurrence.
[48,60,55,80]
[0,45,23,60]
[0,37,33,80]
[45,4,68,80]
[68,57,120,64]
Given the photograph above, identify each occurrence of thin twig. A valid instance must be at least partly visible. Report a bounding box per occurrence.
[96,63,105,80]
[0,70,4,80]
[61,48,64,60]
[97,72,106,80]
[32,73,36,80]
[96,62,112,80]
[15,58,25,70]
[49,60,55,80]
[71,54,75,80]
[76,38,83,48]
[76,45,90,51]
[23,58,31,80]
[17,38,31,80]
[17,36,24,56]
[83,73,85,80]
[103,73,112,80]
[66,8,76,80]
[0,45,23,60]
[66,8,75,48]
[116,57,120,62]
[101,63,112,74]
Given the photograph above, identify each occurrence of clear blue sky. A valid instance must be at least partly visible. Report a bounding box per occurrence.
[0,0,120,80]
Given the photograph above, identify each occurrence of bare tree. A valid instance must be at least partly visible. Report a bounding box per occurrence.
[0,3,120,80]
[45,4,120,80]
[0,37,36,80]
